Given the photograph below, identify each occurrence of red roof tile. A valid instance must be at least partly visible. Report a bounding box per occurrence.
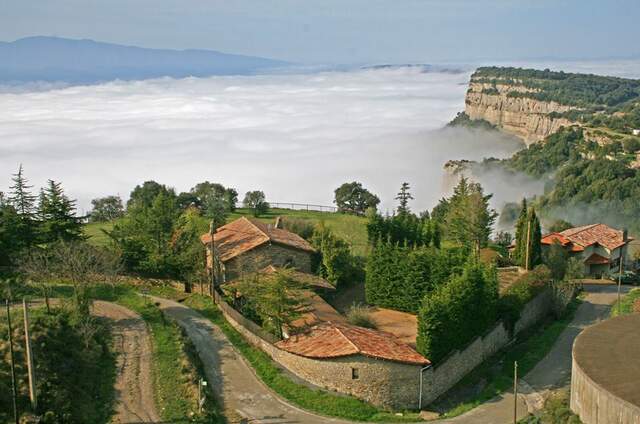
[558,224,631,251]
[541,233,584,252]
[201,217,315,262]
[225,265,335,291]
[275,322,430,366]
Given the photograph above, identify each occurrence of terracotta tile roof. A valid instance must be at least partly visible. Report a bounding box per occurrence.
[541,233,584,252]
[275,322,430,366]
[584,253,610,265]
[200,217,316,262]
[558,224,631,251]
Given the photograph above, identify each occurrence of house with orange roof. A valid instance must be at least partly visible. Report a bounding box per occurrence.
[541,223,632,277]
[201,216,318,284]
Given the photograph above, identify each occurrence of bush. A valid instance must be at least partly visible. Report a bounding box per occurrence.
[416,261,499,362]
[346,304,377,329]
[365,242,467,313]
[283,218,315,240]
[499,265,550,330]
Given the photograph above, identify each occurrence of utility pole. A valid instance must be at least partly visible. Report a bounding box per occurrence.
[513,361,518,424]
[618,231,627,315]
[23,299,37,411]
[209,220,216,298]
[6,300,19,424]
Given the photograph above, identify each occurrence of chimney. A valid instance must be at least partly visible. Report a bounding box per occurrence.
[274,216,283,229]
[623,228,628,242]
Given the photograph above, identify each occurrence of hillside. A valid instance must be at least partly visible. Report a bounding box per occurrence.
[0,36,289,83]
[457,66,640,146]
[451,67,640,234]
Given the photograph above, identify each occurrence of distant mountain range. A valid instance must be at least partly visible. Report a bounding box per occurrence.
[0,36,290,83]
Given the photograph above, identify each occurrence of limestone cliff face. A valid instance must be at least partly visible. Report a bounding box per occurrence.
[465,78,576,145]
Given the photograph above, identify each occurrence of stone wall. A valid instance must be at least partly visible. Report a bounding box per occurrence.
[419,289,553,406]
[214,287,553,410]
[213,290,422,409]
[222,243,312,281]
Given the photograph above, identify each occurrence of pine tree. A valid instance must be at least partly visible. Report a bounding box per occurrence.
[395,182,413,215]
[38,180,83,243]
[8,164,38,248]
[527,208,542,270]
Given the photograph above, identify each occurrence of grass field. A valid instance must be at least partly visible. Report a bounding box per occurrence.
[84,207,369,256]
[611,287,640,317]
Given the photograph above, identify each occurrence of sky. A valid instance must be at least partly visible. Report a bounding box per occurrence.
[1,0,640,64]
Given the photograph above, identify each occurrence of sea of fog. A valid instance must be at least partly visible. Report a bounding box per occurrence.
[2,60,640,215]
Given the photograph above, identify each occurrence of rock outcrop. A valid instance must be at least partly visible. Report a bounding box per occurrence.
[465,78,576,145]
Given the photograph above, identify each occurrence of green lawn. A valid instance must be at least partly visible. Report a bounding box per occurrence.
[84,220,115,246]
[611,287,640,317]
[434,297,582,418]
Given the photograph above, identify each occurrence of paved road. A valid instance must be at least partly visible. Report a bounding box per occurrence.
[439,284,628,424]
[92,301,160,424]
[151,295,352,424]
[150,284,628,424]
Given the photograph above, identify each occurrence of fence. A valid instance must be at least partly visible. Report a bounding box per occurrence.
[239,201,337,213]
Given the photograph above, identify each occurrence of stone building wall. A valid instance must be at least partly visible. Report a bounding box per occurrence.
[213,290,421,409]
[212,243,312,282]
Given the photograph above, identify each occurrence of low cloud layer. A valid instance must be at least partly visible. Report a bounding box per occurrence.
[2,62,636,216]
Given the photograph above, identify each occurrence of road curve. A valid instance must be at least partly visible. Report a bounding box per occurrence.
[92,301,160,424]
[150,295,353,424]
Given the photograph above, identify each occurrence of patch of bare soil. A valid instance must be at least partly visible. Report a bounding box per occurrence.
[92,301,160,423]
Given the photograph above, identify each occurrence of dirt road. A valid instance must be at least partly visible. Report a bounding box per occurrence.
[92,301,160,423]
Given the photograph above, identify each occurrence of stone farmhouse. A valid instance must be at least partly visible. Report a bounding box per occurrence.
[201,216,433,408]
[201,216,316,283]
[541,223,632,277]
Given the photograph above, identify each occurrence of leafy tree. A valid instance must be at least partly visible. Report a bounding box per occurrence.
[310,224,358,287]
[38,180,84,243]
[127,180,171,209]
[170,207,208,291]
[237,268,310,339]
[544,240,569,281]
[416,261,498,362]
[395,182,414,215]
[333,181,380,215]
[445,177,497,254]
[176,191,201,210]
[548,219,574,233]
[89,195,124,222]
[202,193,228,229]
[243,191,269,217]
[190,181,238,212]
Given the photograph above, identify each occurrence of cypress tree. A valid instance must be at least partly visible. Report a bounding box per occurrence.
[514,199,528,267]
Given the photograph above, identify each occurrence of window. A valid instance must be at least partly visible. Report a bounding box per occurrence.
[351,368,359,380]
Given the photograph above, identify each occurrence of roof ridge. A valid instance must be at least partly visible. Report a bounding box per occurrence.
[334,324,361,354]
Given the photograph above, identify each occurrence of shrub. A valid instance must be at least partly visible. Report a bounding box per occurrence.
[283,218,315,240]
[346,303,377,329]
[499,265,550,330]
[416,261,499,362]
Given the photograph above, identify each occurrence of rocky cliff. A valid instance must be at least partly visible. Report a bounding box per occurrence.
[464,78,576,145]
